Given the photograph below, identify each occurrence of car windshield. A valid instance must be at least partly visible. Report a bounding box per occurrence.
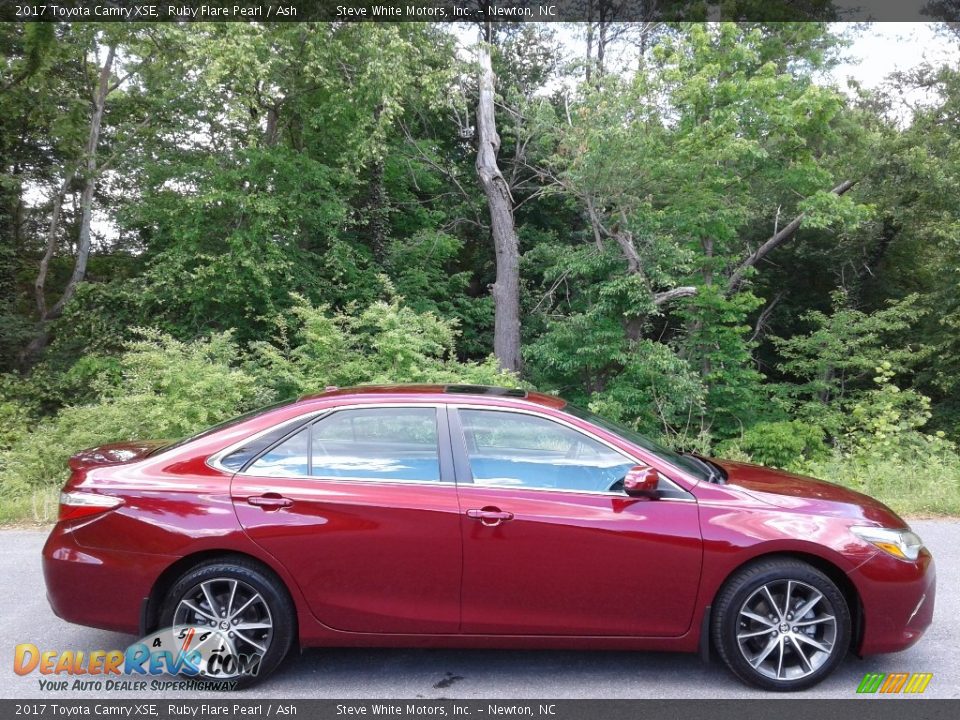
[151,398,299,456]
[564,405,713,483]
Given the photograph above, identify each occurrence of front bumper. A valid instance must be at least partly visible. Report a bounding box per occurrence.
[42,522,176,635]
[851,547,936,655]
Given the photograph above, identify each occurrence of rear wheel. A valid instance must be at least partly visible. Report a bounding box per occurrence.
[159,559,295,686]
[712,558,851,691]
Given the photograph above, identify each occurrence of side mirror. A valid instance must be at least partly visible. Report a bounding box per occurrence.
[623,465,660,497]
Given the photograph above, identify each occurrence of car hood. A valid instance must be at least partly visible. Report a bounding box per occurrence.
[711,458,906,527]
[68,440,170,471]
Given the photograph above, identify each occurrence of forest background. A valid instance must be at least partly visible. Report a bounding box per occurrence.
[2,19,959,521]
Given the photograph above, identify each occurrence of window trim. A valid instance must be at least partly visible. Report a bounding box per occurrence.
[448,405,693,501]
[213,404,454,485]
[208,411,329,475]
[209,401,693,500]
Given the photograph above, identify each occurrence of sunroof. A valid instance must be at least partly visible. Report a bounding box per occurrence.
[444,385,527,398]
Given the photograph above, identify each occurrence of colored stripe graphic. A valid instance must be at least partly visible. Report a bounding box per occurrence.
[856,672,932,694]
[880,673,909,693]
[857,673,885,693]
[904,673,933,694]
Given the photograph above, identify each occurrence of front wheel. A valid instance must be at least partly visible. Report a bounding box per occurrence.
[712,558,851,691]
[158,558,295,687]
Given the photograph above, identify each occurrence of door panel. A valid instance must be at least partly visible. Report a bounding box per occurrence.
[232,406,462,634]
[458,487,702,636]
[452,407,703,637]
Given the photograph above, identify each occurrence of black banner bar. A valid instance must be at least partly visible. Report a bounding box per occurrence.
[0,0,958,23]
[1,700,959,720]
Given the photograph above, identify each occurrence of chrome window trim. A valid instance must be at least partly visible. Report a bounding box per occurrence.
[214,403,451,484]
[453,482,696,502]
[209,400,695,501]
[207,410,329,474]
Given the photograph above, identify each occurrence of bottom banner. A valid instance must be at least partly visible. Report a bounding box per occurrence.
[1,700,958,720]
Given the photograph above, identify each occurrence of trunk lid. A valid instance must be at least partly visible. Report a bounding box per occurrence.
[67,440,169,472]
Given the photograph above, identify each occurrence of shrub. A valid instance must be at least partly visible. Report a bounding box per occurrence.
[246,292,518,399]
[0,295,520,523]
[0,330,268,502]
[726,420,828,469]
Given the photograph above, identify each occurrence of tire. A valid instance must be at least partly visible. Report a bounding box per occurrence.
[158,558,296,687]
[712,558,851,691]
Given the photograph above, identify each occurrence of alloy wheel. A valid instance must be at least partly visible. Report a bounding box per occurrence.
[173,577,274,677]
[735,579,838,682]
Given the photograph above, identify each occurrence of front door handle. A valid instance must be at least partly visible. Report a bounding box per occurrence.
[466,507,514,527]
[247,493,293,511]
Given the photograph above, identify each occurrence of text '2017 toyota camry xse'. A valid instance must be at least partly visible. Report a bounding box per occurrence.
[43,384,935,690]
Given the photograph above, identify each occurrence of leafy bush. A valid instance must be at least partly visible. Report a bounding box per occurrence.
[247,291,517,399]
[721,420,828,469]
[0,330,268,505]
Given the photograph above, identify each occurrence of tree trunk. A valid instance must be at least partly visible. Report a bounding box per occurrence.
[365,104,388,262]
[585,2,594,84]
[24,43,116,365]
[475,41,522,372]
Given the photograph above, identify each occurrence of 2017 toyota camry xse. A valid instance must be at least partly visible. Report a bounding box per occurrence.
[43,384,935,690]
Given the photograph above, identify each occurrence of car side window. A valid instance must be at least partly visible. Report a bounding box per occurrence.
[458,409,634,493]
[220,416,315,472]
[246,427,310,477]
[245,407,442,482]
[311,407,440,482]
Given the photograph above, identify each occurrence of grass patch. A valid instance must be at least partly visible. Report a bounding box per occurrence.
[0,487,59,526]
[803,453,960,517]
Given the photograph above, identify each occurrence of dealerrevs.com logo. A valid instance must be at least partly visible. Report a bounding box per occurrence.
[856,672,933,694]
[14,625,261,691]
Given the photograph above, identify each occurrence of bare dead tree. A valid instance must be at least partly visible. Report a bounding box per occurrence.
[25,42,117,364]
[475,35,522,372]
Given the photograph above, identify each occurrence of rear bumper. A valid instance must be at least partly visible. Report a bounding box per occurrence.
[851,548,936,655]
[42,522,176,635]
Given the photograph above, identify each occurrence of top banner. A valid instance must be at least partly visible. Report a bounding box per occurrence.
[0,0,958,23]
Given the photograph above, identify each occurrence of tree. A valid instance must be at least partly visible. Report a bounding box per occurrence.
[474,31,522,372]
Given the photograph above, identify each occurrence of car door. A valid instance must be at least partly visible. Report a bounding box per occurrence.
[230,404,462,634]
[451,406,703,637]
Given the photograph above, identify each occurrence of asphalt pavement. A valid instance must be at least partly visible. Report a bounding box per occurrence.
[2,521,957,699]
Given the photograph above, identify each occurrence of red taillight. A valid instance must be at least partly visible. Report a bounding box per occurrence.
[58,491,124,521]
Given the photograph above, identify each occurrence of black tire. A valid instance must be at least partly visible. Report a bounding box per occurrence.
[712,558,851,691]
[159,557,295,688]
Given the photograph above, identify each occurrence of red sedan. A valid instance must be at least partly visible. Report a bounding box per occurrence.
[43,384,935,690]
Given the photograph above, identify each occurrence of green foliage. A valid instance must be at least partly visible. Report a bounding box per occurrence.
[802,448,960,517]
[0,331,269,502]
[248,291,517,400]
[3,23,960,520]
[578,340,705,439]
[773,292,927,407]
[844,362,947,459]
[720,420,828,469]
[0,295,518,520]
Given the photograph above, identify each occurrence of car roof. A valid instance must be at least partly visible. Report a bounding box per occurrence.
[299,384,567,410]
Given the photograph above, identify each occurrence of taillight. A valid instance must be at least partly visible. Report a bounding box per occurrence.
[58,491,124,521]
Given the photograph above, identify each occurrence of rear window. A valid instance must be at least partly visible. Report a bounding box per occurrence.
[219,416,317,472]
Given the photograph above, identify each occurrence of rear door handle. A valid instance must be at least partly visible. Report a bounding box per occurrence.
[247,494,293,510]
[466,507,514,526]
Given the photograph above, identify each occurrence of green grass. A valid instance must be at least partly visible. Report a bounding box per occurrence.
[802,454,960,517]
[0,487,59,526]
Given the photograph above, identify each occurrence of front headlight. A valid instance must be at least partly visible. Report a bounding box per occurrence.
[850,526,924,561]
